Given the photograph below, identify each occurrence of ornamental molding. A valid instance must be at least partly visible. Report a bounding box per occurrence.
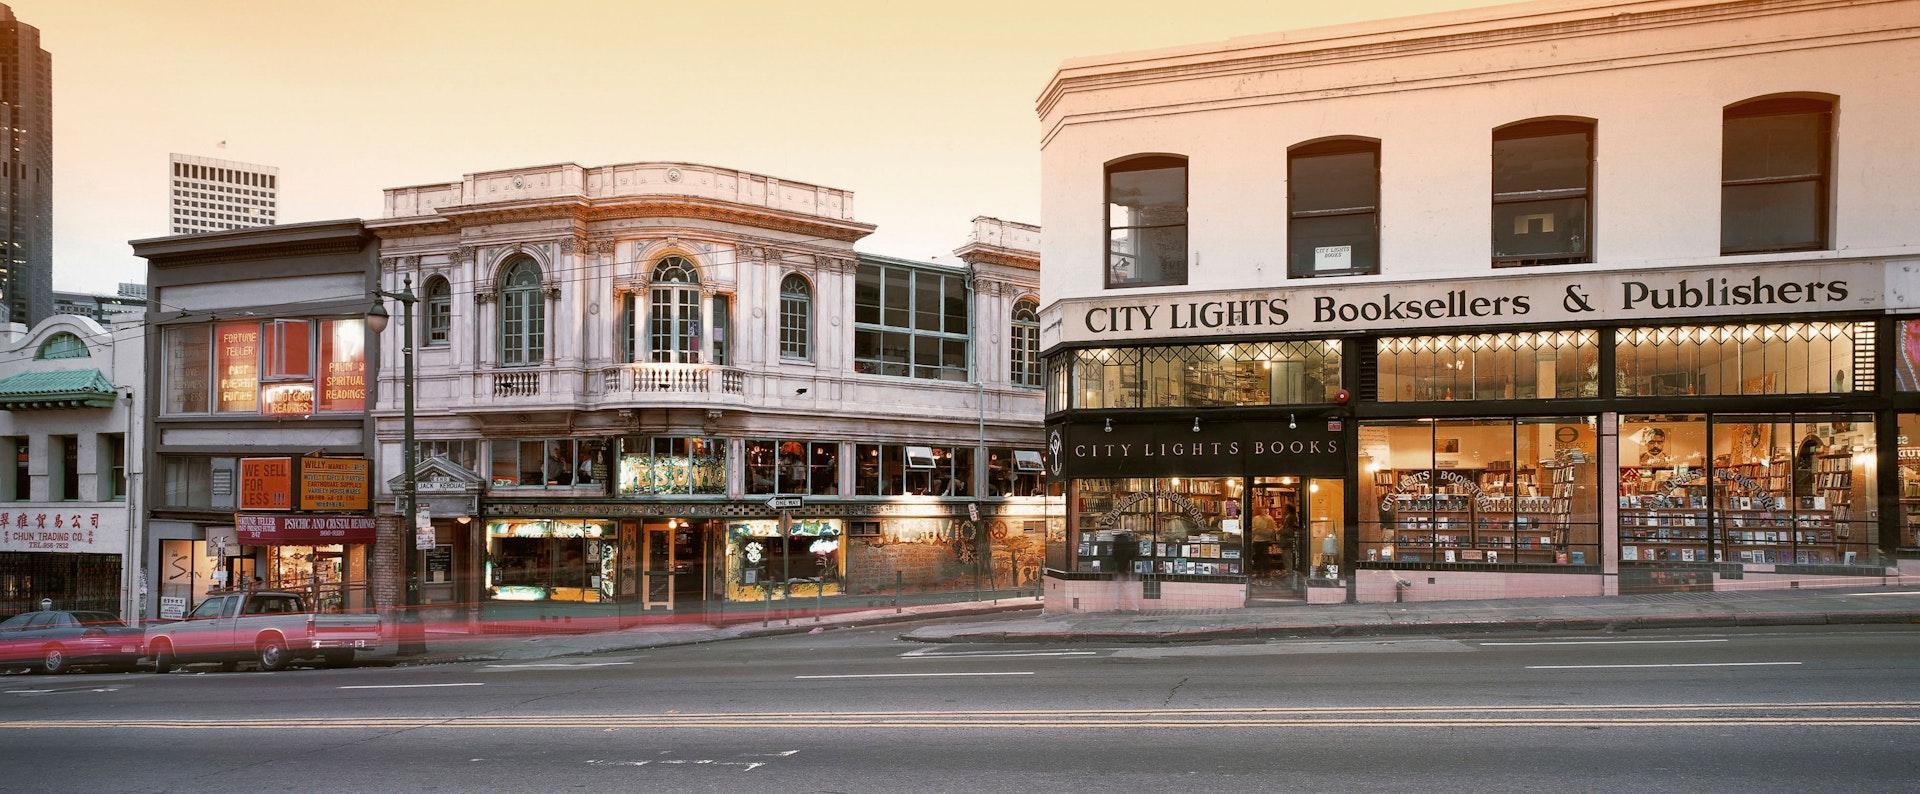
[474,288,497,305]
[422,195,874,243]
[543,285,562,301]
[593,238,619,255]
[455,246,476,265]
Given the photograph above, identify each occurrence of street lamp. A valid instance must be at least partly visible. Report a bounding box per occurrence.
[366,276,424,654]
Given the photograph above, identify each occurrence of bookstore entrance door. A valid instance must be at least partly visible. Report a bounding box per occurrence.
[1247,477,1347,602]
[1247,478,1306,600]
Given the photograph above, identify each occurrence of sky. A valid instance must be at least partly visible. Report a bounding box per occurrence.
[17,0,1496,295]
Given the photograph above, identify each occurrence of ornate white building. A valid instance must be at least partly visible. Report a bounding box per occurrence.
[367,162,1048,624]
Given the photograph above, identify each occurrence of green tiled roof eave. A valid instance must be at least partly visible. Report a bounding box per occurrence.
[0,369,120,410]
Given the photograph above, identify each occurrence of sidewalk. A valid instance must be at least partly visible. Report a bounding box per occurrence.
[357,585,1920,666]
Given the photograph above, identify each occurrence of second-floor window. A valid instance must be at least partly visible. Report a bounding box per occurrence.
[164,318,366,415]
[1011,297,1040,388]
[1492,119,1594,266]
[746,439,839,495]
[855,260,970,381]
[1106,155,1188,288]
[424,276,451,347]
[649,256,702,364]
[1723,95,1833,255]
[499,258,546,366]
[780,274,811,361]
[1288,138,1380,277]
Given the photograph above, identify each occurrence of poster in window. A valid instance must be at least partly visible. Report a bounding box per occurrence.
[318,319,367,412]
[1313,245,1351,272]
[215,322,259,412]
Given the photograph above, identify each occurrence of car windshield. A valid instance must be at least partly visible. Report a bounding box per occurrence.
[69,612,126,627]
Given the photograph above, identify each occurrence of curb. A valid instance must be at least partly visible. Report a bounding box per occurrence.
[369,600,1044,666]
[900,609,1920,644]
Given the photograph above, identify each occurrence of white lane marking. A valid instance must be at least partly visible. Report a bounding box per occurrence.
[1482,639,1731,646]
[6,686,125,695]
[485,662,636,668]
[795,672,1035,679]
[1527,662,1802,669]
[1845,591,1920,597]
[903,650,1097,659]
[338,682,486,689]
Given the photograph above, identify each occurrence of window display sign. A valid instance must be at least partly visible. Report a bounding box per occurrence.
[299,457,370,512]
[239,457,294,511]
[262,383,315,416]
[236,514,377,544]
[319,319,366,412]
[215,322,260,412]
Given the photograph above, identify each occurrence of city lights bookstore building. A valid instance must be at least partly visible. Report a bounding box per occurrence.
[1042,262,1920,608]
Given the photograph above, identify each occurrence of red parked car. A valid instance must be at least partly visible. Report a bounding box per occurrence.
[0,610,145,674]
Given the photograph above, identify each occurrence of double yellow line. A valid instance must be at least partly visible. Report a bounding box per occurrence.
[6,701,1918,731]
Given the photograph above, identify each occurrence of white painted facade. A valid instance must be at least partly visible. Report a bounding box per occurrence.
[1035,0,1920,610]
[1038,0,1920,320]
[367,162,1047,620]
[0,316,142,618]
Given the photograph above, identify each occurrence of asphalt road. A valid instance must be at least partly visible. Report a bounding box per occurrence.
[4,620,1918,793]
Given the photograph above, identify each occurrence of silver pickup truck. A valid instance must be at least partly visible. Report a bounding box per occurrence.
[145,590,382,672]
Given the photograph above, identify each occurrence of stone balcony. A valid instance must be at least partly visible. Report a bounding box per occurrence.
[598,362,750,407]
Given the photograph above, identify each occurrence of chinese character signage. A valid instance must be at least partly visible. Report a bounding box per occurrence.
[239,457,294,511]
[0,511,123,554]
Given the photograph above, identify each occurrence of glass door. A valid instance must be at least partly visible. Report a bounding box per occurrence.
[1305,478,1347,580]
[643,524,675,611]
[1248,478,1305,597]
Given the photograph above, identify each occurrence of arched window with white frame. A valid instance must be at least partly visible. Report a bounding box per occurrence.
[498,258,545,366]
[779,273,812,361]
[1011,297,1040,388]
[649,256,702,364]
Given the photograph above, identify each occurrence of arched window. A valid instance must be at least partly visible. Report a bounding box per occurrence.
[1105,155,1188,288]
[649,256,702,364]
[779,274,812,361]
[1492,119,1594,266]
[1010,297,1040,388]
[35,332,89,359]
[1289,138,1379,277]
[1723,95,1833,254]
[499,258,545,366]
[423,276,451,347]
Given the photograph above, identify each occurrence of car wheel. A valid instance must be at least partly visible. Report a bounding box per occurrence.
[323,650,355,668]
[150,640,174,674]
[36,645,67,675]
[257,636,289,672]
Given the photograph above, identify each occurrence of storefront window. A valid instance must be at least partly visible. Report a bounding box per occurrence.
[1898,320,1920,391]
[724,518,842,601]
[853,443,972,496]
[1070,478,1241,575]
[1617,323,1872,397]
[1377,331,1598,402]
[616,436,725,496]
[1897,415,1920,548]
[1619,414,1875,565]
[986,448,1046,497]
[1070,341,1342,409]
[485,520,617,603]
[488,438,605,490]
[262,544,365,612]
[746,440,840,495]
[1358,417,1598,565]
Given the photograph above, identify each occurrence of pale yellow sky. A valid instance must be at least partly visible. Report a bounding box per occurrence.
[16,0,1498,294]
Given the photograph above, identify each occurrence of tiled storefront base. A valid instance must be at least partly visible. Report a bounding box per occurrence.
[1355,568,1604,603]
[1044,565,1917,613]
[1044,576,1247,613]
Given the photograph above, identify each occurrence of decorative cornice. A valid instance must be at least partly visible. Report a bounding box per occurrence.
[409,195,874,243]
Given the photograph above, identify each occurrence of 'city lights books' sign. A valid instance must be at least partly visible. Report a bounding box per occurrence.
[1059,261,1882,344]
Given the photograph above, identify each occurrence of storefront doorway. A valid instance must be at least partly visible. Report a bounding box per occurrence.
[641,520,709,611]
[1247,477,1345,601]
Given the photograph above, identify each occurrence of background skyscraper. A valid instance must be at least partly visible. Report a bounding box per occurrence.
[168,153,278,236]
[0,3,51,325]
